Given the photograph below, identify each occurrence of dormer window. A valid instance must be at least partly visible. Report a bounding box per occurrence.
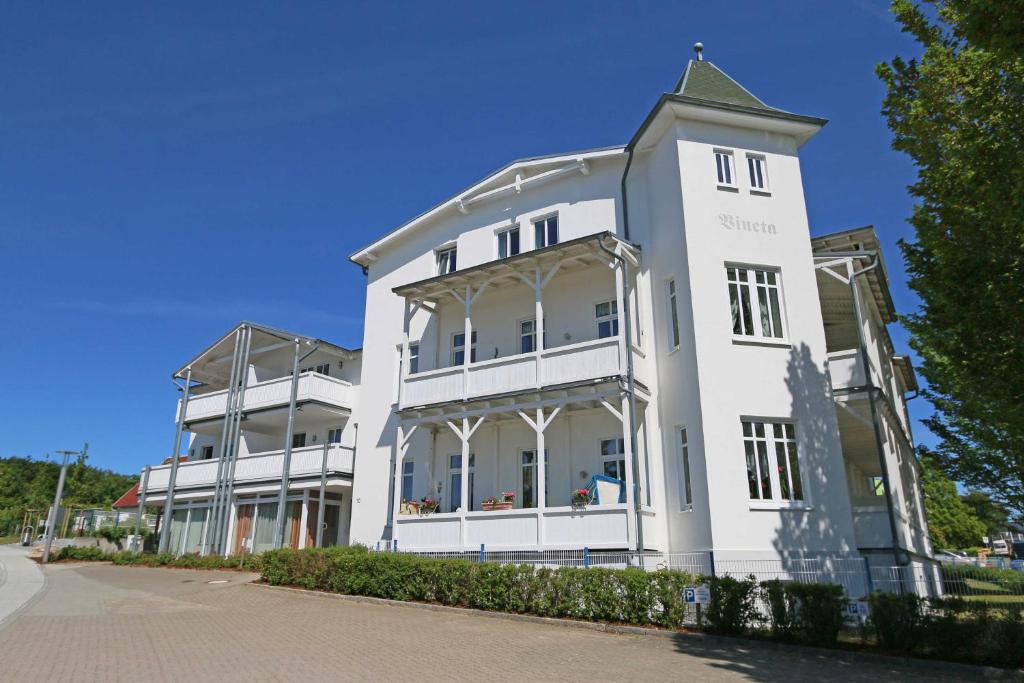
[534,215,558,249]
[746,154,769,193]
[714,150,736,188]
[437,246,457,275]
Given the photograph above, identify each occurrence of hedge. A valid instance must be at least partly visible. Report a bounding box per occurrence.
[53,545,263,572]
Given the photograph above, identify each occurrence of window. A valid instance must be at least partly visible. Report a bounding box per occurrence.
[746,154,768,192]
[292,432,307,449]
[521,450,536,508]
[327,428,343,444]
[519,319,536,354]
[870,476,886,497]
[678,428,692,510]
[408,342,420,374]
[601,437,626,481]
[301,362,331,376]
[451,331,477,365]
[437,246,457,275]
[401,461,414,502]
[200,445,214,461]
[448,453,474,512]
[498,227,520,259]
[534,215,558,249]
[595,300,619,339]
[666,279,680,350]
[715,150,735,187]
[727,266,785,339]
[741,420,804,503]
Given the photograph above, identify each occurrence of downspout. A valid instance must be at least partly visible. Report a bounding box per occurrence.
[619,146,636,242]
[598,238,644,554]
[849,257,908,579]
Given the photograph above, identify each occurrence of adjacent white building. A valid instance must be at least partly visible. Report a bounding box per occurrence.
[140,48,933,583]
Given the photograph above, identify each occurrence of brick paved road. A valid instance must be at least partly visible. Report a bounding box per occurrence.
[0,562,997,682]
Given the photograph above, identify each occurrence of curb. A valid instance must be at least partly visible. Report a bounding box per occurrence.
[250,582,1022,680]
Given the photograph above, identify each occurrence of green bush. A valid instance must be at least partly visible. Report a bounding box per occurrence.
[260,547,700,628]
[56,545,109,562]
[698,574,759,636]
[867,592,925,652]
[53,546,262,572]
[784,582,845,646]
[761,579,796,640]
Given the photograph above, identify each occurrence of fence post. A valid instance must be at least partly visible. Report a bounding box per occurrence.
[863,556,874,595]
[708,550,716,578]
[583,547,590,567]
[479,543,485,563]
[393,539,399,553]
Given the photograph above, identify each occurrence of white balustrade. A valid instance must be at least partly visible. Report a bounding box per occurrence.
[180,373,354,422]
[827,349,866,390]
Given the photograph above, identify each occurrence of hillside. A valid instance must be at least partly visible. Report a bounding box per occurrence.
[0,454,137,535]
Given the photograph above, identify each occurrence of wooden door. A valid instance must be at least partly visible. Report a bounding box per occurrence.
[234,504,255,555]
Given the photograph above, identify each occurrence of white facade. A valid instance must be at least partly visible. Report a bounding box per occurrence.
[140,53,932,576]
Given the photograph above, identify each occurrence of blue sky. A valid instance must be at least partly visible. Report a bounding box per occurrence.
[0,1,927,475]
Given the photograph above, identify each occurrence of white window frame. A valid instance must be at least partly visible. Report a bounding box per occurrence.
[595,299,619,339]
[533,214,559,249]
[497,226,521,259]
[714,149,737,189]
[600,437,626,482]
[436,246,457,275]
[726,265,787,341]
[665,278,680,351]
[401,461,414,503]
[451,331,477,366]
[520,449,537,509]
[746,153,770,193]
[741,419,807,508]
[518,318,537,355]
[677,427,692,511]
[327,427,343,444]
[408,342,420,374]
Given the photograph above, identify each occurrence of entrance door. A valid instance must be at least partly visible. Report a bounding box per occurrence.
[234,504,255,554]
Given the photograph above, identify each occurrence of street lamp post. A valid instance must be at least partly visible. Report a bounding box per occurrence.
[42,448,82,563]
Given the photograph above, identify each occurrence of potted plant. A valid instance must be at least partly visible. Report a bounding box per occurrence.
[482,492,515,511]
[418,497,439,514]
[571,488,591,507]
[399,499,421,515]
[481,496,499,511]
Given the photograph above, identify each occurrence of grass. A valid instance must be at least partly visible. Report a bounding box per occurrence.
[0,534,20,545]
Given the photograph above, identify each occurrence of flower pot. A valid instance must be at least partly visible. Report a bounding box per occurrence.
[481,502,495,511]
[492,501,513,511]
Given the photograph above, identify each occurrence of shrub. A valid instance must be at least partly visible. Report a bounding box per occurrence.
[761,579,796,640]
[867,591,925,652]
[701,575,758,636]
[56,545,109,562]
[784,582,845,646]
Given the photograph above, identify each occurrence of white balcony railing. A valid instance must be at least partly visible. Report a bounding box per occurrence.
[143,444,353,493]
[394,504,632,551]
[179,372,354,422]
[827,349,866,391]
[401,337,630,408]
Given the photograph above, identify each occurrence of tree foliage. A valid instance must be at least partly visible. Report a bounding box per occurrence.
[960,490,1010,537]
[877,0,1024,515]
[920,454,986,548]
[0,454,136,534]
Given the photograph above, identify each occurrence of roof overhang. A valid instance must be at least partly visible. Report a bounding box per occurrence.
[629,94,827,153]
[812,226,897,324]
[392,231,639,305]
[174,321,359,383]
[892,355,920,393]
[348,146,626,268]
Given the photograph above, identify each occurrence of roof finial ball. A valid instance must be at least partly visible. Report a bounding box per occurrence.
[694,42,704,61]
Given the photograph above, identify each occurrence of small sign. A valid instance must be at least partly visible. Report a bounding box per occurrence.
[846,601,870,618]
[684,585,711,605]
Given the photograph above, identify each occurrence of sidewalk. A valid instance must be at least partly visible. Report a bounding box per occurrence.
[0,544,46,628]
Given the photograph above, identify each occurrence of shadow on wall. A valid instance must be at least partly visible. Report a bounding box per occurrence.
[770,342,852,559]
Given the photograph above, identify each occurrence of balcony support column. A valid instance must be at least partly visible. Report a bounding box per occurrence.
[215,325,253,556]
[203,330,243,555]
[391,423,418,542]
[132,465,151,553]
[518,404,561,547]
[449,283,490,400]
[515,264,561,389]
[445,416,484,546]
[159,366,193,554]
[274,338,319,549]
[400,298,412,406]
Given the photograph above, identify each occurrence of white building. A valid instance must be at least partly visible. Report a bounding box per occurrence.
[140,48,933,583]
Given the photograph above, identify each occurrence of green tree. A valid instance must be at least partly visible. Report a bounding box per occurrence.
[877,0,1024,515]
[960,491,1010,537]
[920,455,986,548]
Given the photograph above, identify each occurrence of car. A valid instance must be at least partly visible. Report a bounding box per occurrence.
[936,549,971,564]
[993,539,1010,556]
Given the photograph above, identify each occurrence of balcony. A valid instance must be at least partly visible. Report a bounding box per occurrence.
[401,337,634,409]
[827,349,868,391]
[143,444,353,494]
[180,372,355,423]
[395,504,632,551]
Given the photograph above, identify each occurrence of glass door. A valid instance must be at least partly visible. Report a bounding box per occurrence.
[252,502,279,554]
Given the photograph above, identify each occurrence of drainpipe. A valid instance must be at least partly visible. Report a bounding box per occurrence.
[274,339,321,549]
[159,367,193,553]
[213,325,253,556]
[619,146,636,242]
[598,238,644,555]
[849,257,907,581]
